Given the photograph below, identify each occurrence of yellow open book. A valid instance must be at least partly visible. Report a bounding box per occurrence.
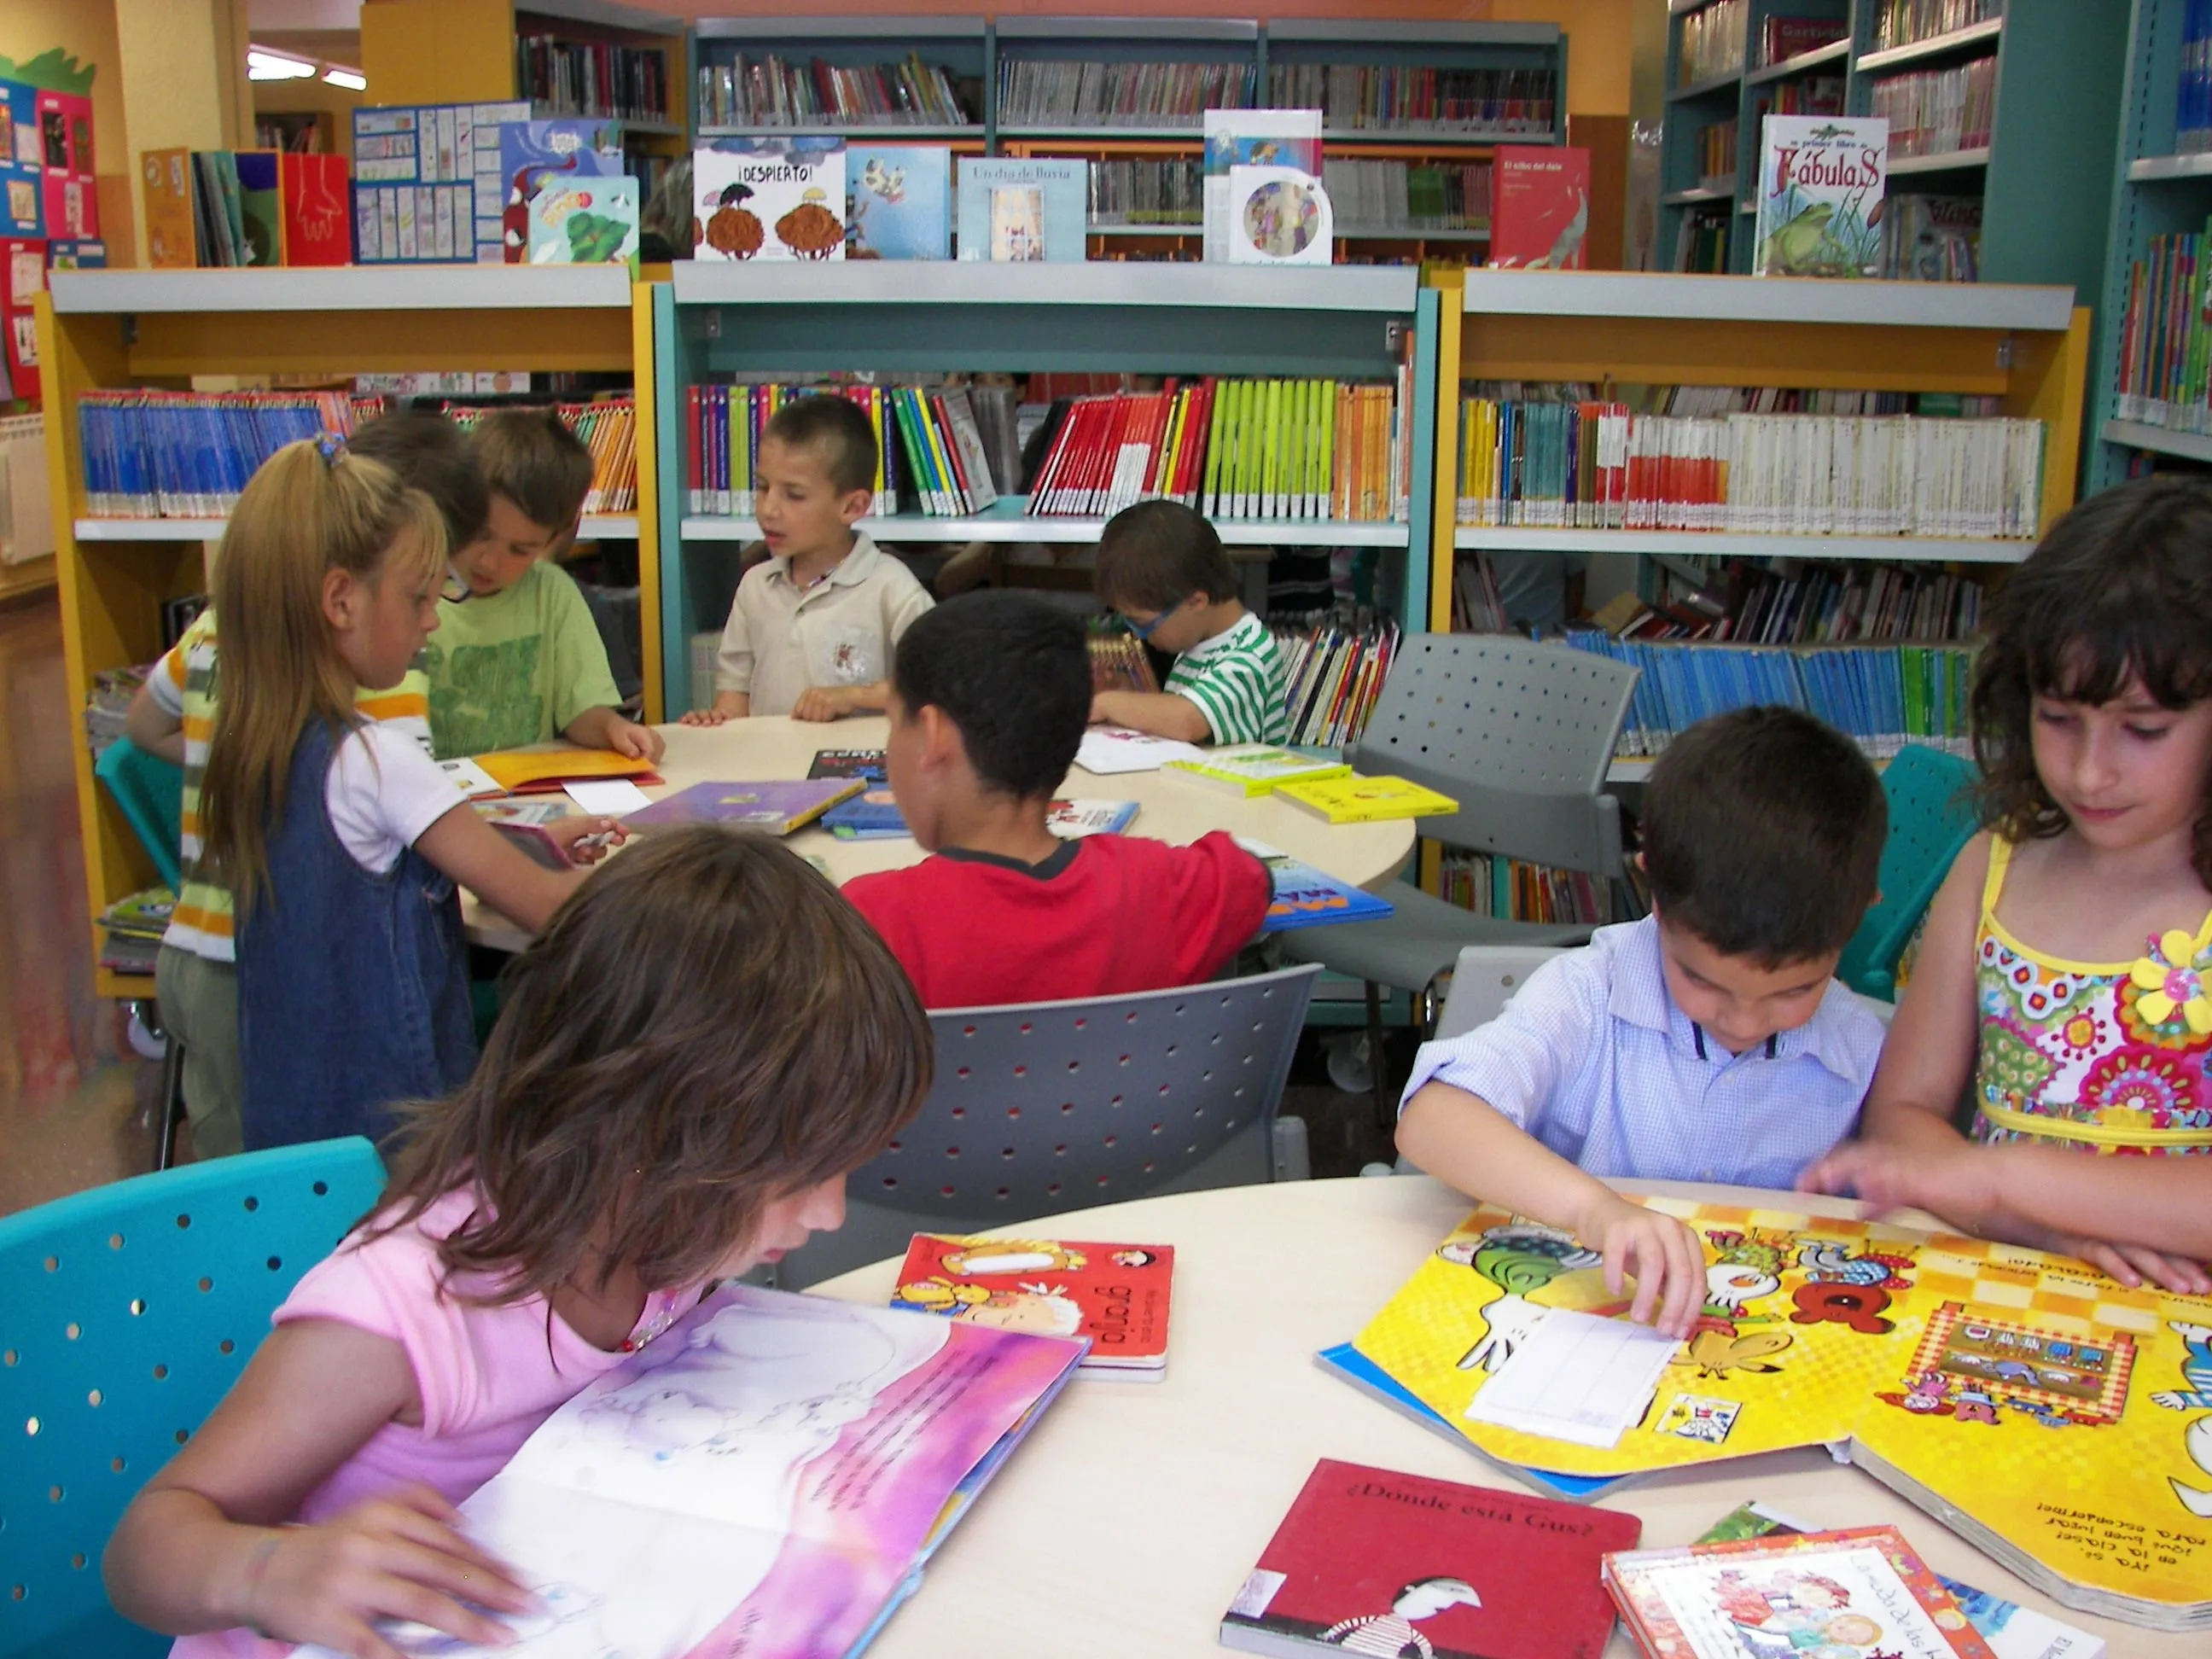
[1277,774,1458,823]
[474,748,660,791]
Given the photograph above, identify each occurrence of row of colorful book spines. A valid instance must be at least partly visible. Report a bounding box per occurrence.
[1564,634,1978,749]
[516,36,670,123]
[445,399,639,504]
[1715,573,1985,649]
[1872,0,2001,53]
[1264,66,1557,125]
[1278,628,1398,747]
[1439,855,1605,927]
[883,385,998,518]
[2178,0,2212,149]
[1027,385,1213,519]
[76,396,381,517]
[1196,383,1404,525]
[697,52,966,124]
[683,386,897,517]
[2114,230,2211,407]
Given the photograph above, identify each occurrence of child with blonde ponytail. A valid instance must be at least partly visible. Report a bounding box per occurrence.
[201,438,621,1151]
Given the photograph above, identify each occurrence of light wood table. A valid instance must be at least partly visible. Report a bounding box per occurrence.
[464,718,1416,950]
[806,1176,2196,1659]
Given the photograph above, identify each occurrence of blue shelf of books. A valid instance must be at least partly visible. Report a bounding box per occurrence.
[2089,0,2212,492]
[1657,0,2127,287]
[653,262,1436,717]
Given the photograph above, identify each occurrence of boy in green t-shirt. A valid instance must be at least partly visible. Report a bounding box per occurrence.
[424,407,664,762]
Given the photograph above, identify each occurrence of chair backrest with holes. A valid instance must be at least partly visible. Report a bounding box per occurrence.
[1433,946,1568,1043]
[0,1138,386,1658]
[779,966,1319,1289]
[1837,744,1981,1000]
[1348,633,1637,874]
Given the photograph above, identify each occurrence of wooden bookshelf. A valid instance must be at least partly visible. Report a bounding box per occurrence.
[35,265,661,998]
[2087,0,2212,491]
[654,260,1436,716]
[1424,266,2091,630]
[1656,0,2127,288]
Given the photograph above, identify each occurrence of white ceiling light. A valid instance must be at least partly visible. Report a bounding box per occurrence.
[322,67,366,90]
[247,49,317,80]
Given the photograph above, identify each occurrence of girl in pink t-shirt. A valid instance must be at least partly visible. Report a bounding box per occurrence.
[104,829,932,1659]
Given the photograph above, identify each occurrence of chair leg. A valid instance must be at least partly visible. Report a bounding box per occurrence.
[155,1035,186,1173]
[1365,980,1391,1132]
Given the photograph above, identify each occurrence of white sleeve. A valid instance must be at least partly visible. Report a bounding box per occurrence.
[325,723,468,874]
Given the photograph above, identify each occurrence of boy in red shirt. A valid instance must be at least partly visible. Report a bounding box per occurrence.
[843,591,1269,1008]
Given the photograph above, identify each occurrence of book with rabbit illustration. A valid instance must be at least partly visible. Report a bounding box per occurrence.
[1351,1198,2212,1629]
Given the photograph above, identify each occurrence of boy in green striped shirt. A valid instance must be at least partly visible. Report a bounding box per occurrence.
[1091,499,1287,746]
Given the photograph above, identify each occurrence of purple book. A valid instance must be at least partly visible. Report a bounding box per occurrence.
[624,778,864,835]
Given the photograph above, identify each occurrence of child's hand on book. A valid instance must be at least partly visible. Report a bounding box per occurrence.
[1798,1138,1993,1231]
[236,1484,538,1658]
[550,816,626,865]
[1574,1191,1704,1339]
[605,717,666,764]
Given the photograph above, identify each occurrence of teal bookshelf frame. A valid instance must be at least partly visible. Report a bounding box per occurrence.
[1656,0,2125,290]
[650,264,1439,717]
[2088,0,2212,491]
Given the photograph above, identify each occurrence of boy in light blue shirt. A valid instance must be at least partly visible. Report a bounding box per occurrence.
[1396,707,1889,1341]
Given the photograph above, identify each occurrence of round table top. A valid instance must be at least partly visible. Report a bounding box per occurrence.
[464,717,1415,949]
[806,1175,2195,1659]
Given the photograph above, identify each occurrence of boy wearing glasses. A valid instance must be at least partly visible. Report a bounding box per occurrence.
[845,591,1268,1008]
[122,411,490,1159]
[422,407,662,764]
[1091,499,1288,746]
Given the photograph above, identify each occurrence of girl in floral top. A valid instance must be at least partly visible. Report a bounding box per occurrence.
[1803,477,2212,1293]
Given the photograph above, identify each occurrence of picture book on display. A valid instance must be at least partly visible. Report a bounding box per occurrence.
[497,117,624,262]
[1220,1458,1640,1659]
[1697,1504,2107,1659]
[527,174,638,270]
[626,779,863,834]
[847,144,950,259]
[955,157,1084,262]
[304,1284,1084,1659]
[1237,838,1395,932]
[352,100,532,264]
[1227,166,1332,267]
[1277,774,1459,824]
[1605,1525,1995,1659]
[1349,1199,2212,1630]
[1161,745,1349,798]
[1489,146,1590,271]
[822,788,908,841]
[1202,108,1319,265]
[695,138,847,262]
[1754,115,1888,277]
[892,1236,1174,1378]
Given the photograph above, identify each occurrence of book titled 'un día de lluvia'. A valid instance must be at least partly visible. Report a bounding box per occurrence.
[1753,114,1888,278]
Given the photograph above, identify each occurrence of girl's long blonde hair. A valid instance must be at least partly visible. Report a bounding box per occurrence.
[201,439,446,913]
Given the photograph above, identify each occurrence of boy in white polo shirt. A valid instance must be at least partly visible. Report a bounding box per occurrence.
[684,396,934,724]
[1395,707,1890,1342]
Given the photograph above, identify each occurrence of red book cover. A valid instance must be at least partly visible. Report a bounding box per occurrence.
[1604,1525,1998,1659]
[2,236,44,399]
[278,154,350,266]
[1221,1460,1639,1659]
[1488,146,1590,271]
[891,1235,1173,1371]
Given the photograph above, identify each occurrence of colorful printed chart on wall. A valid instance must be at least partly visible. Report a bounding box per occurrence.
[1352,1199,2212,1630]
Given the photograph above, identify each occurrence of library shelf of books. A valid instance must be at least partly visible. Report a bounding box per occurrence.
[1425,265,2087,787]
[38,264,661,995]
[1657,0,2123,291]
[2089,0,2212,490]
[656,259,1439,719]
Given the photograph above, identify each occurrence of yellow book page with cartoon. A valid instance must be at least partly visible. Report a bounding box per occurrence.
[1353,1196,2212,1618]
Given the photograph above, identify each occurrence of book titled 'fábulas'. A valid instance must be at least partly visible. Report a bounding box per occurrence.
[1222,1459,1640,1659]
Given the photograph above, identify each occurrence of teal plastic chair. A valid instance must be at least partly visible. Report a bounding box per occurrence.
[92,740,184,895]
[1838,745,1980,1002]
[0,1138,387,1658]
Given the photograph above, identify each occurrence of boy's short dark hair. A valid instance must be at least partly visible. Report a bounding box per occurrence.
[893,591,1089,800]
[1642,706,1886,967]
[347,410,490,550]
[468,406,594,533]
[762,394,878,497]
[1096,498,1239,612]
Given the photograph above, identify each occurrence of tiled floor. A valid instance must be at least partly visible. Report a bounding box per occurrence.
[0,592,158,1219]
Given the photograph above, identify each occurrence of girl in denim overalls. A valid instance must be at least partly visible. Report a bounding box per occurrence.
[195,437,620,1153]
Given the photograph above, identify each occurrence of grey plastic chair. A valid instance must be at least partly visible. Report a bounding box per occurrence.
[1277,633,1638,1117]
[776,964,1320,1289]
